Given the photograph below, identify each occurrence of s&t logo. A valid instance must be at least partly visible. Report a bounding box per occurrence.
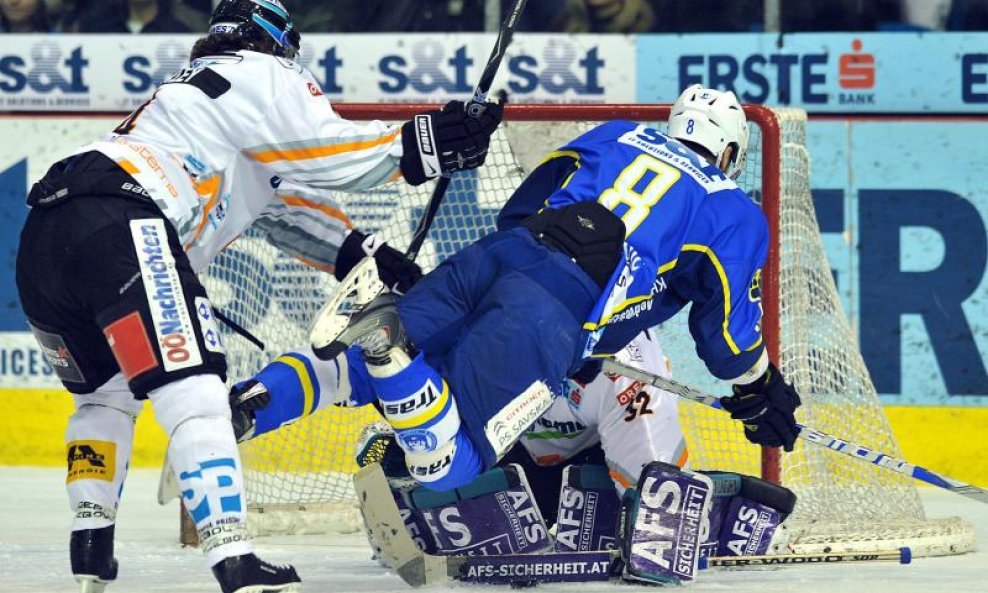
[123,40,190,95]
[507,39,604,96]
[0,41,88,93]
[379,39,473,94]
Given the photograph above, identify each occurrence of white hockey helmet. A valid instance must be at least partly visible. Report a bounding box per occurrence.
[667,84,749,180]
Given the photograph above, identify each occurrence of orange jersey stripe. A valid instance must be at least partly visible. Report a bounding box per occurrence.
[675,447,689,468]
[249,131,398,164]
[294,255,335,274]
[609,469,632,489]
[279,195,354,229]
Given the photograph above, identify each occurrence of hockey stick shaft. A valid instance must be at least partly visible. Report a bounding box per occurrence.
[404,0,528,261]
[702,549,911,567]
[601,359,988,505]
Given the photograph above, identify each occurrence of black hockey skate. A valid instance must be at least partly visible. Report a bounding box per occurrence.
[212,553,301,593]
[71,526,118,593]
[311,257,410,365]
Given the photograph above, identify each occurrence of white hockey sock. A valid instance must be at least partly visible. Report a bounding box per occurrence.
[65,402,137,531]
[150,374,253,566]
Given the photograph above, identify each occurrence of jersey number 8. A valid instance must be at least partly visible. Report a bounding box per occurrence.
[597,154,681,234]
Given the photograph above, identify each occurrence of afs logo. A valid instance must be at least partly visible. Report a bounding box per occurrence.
[67,440,116,483]
[0,41,88,93]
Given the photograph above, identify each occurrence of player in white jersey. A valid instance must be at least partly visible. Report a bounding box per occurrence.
[513,329,685,494]
[14,1,501,592]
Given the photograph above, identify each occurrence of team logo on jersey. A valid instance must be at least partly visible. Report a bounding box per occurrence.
[307,81,324,97]
[398,429,439,452]
[66,440,116,483]
[130,219,203,372]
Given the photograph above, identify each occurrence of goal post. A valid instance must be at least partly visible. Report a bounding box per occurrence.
[196,103,975,556]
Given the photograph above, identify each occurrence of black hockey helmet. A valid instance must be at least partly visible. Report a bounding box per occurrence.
[209,0,301,61]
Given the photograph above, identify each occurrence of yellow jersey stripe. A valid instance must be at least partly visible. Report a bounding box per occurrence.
[388,381,451,430]
[275,355,316,417]
[682,244,742,355]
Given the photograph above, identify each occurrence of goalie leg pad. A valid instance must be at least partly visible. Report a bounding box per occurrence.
[700,471,796,558]
[554,464,621,552]
[617,461,712,585]
[411,464,552,556]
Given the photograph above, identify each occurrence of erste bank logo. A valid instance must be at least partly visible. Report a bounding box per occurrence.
[837,39,876,105]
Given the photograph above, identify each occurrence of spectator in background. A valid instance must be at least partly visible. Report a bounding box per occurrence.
[518,0,656,33]
[315,0,483,33]
[901,0,951,29]
[73,0,192,33]
[948,0,988,29]
[0,0,54,32]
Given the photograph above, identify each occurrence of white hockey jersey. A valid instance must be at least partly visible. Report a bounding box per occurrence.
[518,330,688,494]
[78,50,404,272]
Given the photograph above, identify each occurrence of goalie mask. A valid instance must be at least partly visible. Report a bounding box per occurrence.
[667,84,749,180]
[209,0,301,61]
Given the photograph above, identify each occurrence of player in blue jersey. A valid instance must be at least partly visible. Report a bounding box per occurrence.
[249,85,802,493]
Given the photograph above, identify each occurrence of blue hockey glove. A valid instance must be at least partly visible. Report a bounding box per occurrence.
[722,363,801,452]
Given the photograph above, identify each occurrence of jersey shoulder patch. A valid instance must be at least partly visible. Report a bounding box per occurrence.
[164,66,232,99]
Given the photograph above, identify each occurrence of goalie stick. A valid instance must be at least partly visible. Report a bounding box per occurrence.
[601,359,988,505]
[354,464,912,588]
[404,0,528,261]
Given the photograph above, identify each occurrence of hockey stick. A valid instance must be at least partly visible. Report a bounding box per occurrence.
[355,464,912,588]
[600,359,988,505]
[404,0,528,261]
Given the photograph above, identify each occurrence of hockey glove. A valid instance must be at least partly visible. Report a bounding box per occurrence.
[399,100,504,186]
[229,380,270,442]
[721,363,801,452]
[335,229,422,294]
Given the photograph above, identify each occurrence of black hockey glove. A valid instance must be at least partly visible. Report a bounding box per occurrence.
[721,363,802,452]
[399,99,504,186]
[229,380,270,442]
[335,229,422,294]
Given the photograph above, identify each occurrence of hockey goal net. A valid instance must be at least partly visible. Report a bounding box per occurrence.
[201,104,974,556]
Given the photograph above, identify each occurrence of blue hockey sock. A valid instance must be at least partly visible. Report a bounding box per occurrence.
[372,353,483,490]
[253,351,324,436]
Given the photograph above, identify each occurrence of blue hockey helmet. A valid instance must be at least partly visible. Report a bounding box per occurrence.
[209,0,301,61]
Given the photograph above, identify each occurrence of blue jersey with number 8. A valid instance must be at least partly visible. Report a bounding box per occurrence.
[519,120,768,381]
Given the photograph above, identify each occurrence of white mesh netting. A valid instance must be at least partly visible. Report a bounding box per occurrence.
[201,105,974,554]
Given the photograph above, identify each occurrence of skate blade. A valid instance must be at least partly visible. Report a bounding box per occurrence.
[76,576,110,593]
[230,584,301,593]
[311,257,385,357]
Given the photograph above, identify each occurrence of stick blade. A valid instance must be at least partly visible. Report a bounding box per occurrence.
[353,463,448,587]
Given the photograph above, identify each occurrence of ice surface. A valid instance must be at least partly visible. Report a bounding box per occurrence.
[1,467,985,593]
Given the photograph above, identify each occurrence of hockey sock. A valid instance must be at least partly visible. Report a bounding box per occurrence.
[65,401,138,532]
[372,352,482,490]
[150,374,253,566]
[249,345,374,438]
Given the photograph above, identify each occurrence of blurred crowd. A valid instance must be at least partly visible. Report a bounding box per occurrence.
[1,0,986,34]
